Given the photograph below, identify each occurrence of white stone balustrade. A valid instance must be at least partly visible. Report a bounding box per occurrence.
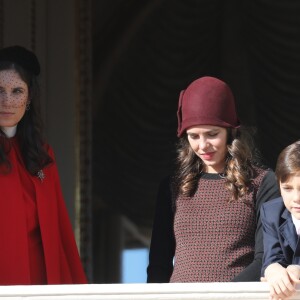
[0,283,299,300]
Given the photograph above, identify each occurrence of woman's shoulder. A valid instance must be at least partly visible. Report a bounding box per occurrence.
[250,165,279,195]
[41,143,56,170]
[252,165,280,202]
[43,143,54,157]
[252,165,275,181]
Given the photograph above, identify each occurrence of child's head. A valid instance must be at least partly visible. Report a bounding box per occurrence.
[276,141,300,219]
[276,141,300,183]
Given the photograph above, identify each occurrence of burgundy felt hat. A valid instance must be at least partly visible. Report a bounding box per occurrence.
[177,76,240,137]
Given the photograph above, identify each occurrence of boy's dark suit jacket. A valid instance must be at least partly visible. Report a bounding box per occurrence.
[261,197,300,276]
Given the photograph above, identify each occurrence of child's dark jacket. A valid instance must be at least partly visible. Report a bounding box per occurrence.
[261,197,300,275]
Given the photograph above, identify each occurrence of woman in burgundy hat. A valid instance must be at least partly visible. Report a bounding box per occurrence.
[147,76,280,282]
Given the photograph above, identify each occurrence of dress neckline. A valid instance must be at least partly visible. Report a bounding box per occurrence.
[200,172,226,180]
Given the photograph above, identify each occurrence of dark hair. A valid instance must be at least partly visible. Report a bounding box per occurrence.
[173,126,261,202]
[0,61,53,175]
[275,140,300,184]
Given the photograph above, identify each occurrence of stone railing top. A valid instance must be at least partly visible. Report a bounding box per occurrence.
[0,282,299,300]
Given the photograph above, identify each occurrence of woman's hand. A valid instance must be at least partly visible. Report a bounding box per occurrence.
[263,263,299,300]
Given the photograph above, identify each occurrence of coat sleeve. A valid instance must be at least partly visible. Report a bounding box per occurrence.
[49,147,88,284]
[147,177,175,283]
[261,201,289,276]
[232,170,281,282]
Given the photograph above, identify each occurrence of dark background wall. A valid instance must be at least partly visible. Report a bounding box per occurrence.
[3,0,299,284]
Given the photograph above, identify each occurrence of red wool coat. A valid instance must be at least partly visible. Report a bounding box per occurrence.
[0,138,87,285]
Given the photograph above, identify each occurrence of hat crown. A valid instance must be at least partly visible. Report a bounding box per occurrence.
[177,76,240,137]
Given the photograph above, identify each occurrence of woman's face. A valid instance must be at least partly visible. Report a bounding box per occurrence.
[186,125,228,173]
[0,69,29,130]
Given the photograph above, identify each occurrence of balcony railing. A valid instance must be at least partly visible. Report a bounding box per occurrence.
[0,282,299,300]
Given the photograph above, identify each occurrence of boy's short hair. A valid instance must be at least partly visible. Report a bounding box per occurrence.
[276,140,300,183]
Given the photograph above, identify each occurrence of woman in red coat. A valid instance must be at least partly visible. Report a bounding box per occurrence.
[0,45,87,284]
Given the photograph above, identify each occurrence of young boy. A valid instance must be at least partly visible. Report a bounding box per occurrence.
[261,141,300,300]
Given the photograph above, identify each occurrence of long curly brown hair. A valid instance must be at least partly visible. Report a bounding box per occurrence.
[173,126,262,202]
